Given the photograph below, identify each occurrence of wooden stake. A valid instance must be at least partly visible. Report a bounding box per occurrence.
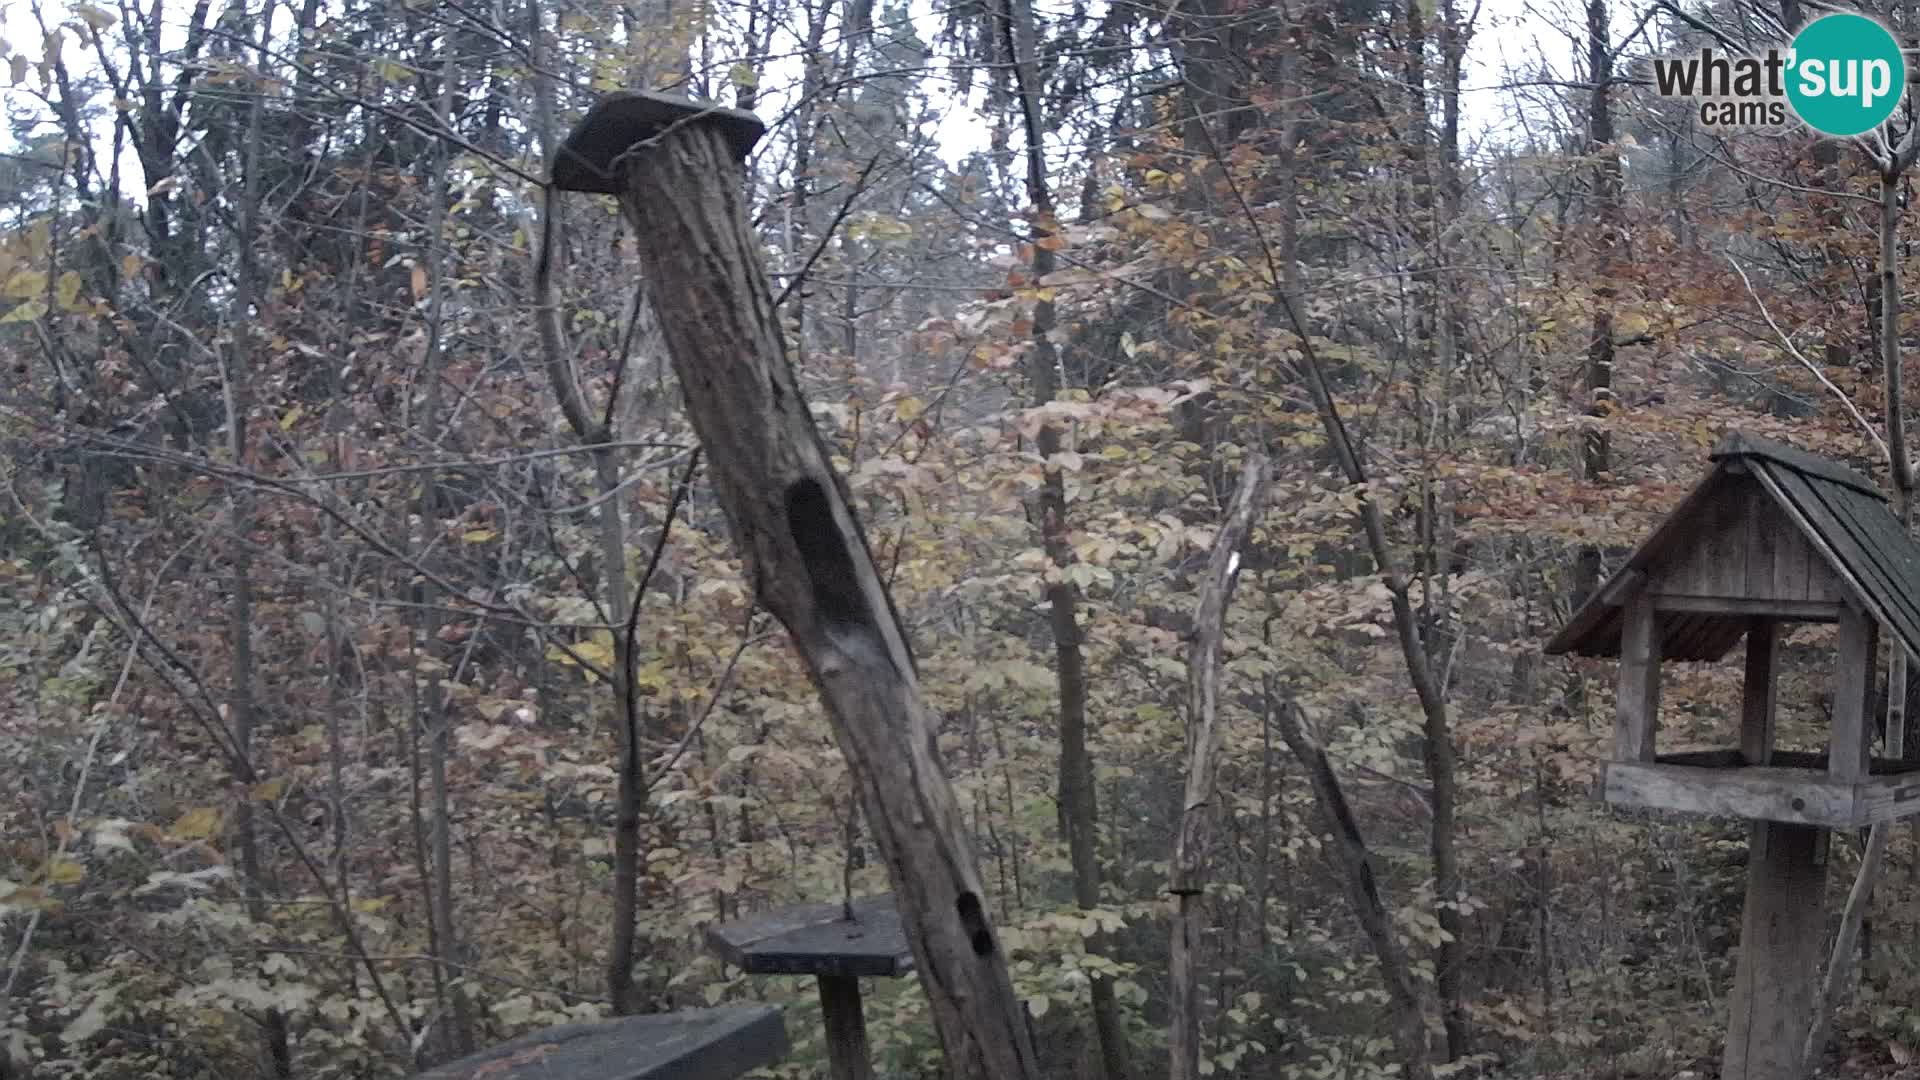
[1169,455,1272,1080]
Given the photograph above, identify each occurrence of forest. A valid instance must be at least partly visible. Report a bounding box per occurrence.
[6,0,1920,1075]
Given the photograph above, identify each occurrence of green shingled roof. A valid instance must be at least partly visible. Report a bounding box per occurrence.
[1547,432,1920,663]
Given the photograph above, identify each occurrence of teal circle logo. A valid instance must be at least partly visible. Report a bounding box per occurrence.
[1786,13,1906,136]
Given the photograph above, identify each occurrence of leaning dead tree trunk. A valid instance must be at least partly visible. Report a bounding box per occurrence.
[550,93,1041,1080]
[1168,454,1272,1080]
[1268,687,1435,1080]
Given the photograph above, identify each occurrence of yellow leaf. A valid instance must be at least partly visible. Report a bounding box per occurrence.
[573,637,615,670]
[169,807,221,842]
[374,57,410,82]
[250,778,286,802]
[54,271,82,311]
[120,253,141,278]
[894,396,926,422]
[460,527,497,543]
[1,300,46,324]
[44,859,84,885]
[4,270,45,298]
[278,405,303,431]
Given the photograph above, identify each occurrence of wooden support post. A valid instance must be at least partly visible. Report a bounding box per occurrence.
[1723,822,1829,1080]
[1832,604,1878,782]
[1741,620,1777,766]
[1615,593,1660,763]
[554,92,1039,1080]
[817,976,873,1080]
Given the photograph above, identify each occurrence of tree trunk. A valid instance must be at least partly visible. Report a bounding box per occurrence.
[1808,161,1917,1068]
[603,104,1041,1080]
[526,1,651,1013]
[1403,0,1467,1056]
[1575,0,1620,609]
[599,441,645,1016]
[996,0,1128,1073]
[227,4,291,1072]
[1269,688,1435,1080]
[1169,456,1272,1080]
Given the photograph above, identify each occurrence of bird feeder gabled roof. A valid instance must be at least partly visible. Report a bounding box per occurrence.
[1546,432,1920,663]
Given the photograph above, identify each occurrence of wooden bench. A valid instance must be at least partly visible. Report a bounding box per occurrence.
[706,896,912,1080]
[419,1005,787,1080]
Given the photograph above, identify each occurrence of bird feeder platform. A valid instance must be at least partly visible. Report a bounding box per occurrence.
[549,91,765,194]
[706,896,911,1080]
[417,1005,787,1080]
[1602,748,1920,828]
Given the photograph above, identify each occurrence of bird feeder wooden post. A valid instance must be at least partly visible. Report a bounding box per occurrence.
[707,895,914,1080]
[1548,432,1920,1080]
[548,91,1040,1080]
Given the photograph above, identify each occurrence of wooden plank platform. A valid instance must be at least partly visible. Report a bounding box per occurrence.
[419,1005,787,1080]
[705,895,912,978]
[1603,750,1920,827]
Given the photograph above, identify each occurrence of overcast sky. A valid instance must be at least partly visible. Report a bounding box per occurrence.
[0,0,1594,193]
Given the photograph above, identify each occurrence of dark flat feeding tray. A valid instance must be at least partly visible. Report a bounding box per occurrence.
[551,91,766,194]
[419,1005,787,1080]
[705,895,912,979]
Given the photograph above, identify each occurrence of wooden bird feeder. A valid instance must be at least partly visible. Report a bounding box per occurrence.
[706,896,912,1080]
[1548,431,1920,1079]
[418,1005,788,1080]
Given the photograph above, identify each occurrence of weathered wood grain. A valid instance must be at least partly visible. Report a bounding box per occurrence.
[1832,604,1876,782]
[418,1007,787,1080]
[1723,822,1828,1080]
[1742,621,1776,766]
[1601,755,1920,826]
[1602,761,1854,825]
[816,976,874,1080]
[1169,455,1272,1080]
[587,97,1039,1080]
[705,896,911,978]
[1646,595,1841,620]
[1614,593,1659,763]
